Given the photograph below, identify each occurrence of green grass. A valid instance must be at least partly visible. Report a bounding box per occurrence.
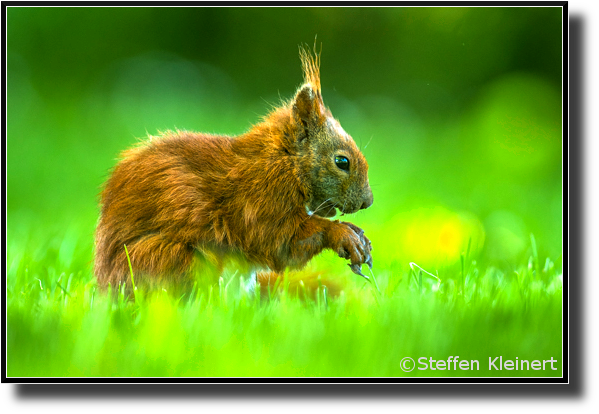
[6,225,562,378]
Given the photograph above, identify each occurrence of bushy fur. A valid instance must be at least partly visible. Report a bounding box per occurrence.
[94,48,373,291]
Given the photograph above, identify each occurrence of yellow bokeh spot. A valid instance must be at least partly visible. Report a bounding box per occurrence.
[438,220,462,254]
[377,206,485,269]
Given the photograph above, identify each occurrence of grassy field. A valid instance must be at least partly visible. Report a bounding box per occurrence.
[6,216,563,378]
[7,237,562,378]
[6,7,564,379]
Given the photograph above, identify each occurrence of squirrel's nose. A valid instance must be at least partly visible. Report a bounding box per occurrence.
[360,188,373,210]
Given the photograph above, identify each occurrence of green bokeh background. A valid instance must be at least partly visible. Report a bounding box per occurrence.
[7,6,563,270]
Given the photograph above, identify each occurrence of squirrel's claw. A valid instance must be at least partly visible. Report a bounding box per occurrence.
[356,229,373,270]
[349,263,369,280]
[366,255,373,270]
[337,221,373,277]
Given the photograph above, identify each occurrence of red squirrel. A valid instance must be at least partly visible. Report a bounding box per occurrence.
[94,48,373,292]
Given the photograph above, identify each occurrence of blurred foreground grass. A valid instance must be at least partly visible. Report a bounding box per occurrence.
[7,226,562,377]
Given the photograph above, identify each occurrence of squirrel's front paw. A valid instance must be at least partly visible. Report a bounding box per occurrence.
[331,222,373,279]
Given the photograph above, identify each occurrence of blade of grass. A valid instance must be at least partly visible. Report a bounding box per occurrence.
[123,244,136,301]
[530,233,540,279]
[409,262,441,292]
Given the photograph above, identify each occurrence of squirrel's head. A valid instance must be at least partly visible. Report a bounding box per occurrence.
[286,47,373,218]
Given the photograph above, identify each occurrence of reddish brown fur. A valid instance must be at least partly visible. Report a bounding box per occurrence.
[94,48,373,292]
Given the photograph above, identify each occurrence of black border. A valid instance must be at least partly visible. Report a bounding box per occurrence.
[1,1,569,384]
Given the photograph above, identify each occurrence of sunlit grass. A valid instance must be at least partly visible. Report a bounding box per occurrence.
[6,224,562,378]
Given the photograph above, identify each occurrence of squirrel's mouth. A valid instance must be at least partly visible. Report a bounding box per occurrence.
[339,203,362,216]
[307,200,338,218]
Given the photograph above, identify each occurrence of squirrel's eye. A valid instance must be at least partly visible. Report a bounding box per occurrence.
[335,155,350,171]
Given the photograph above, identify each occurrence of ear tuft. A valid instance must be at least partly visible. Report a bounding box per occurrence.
[291,46,325,142]
[299,46,321,94]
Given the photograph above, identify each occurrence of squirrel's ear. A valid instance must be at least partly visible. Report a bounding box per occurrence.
[292,84,324,140]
